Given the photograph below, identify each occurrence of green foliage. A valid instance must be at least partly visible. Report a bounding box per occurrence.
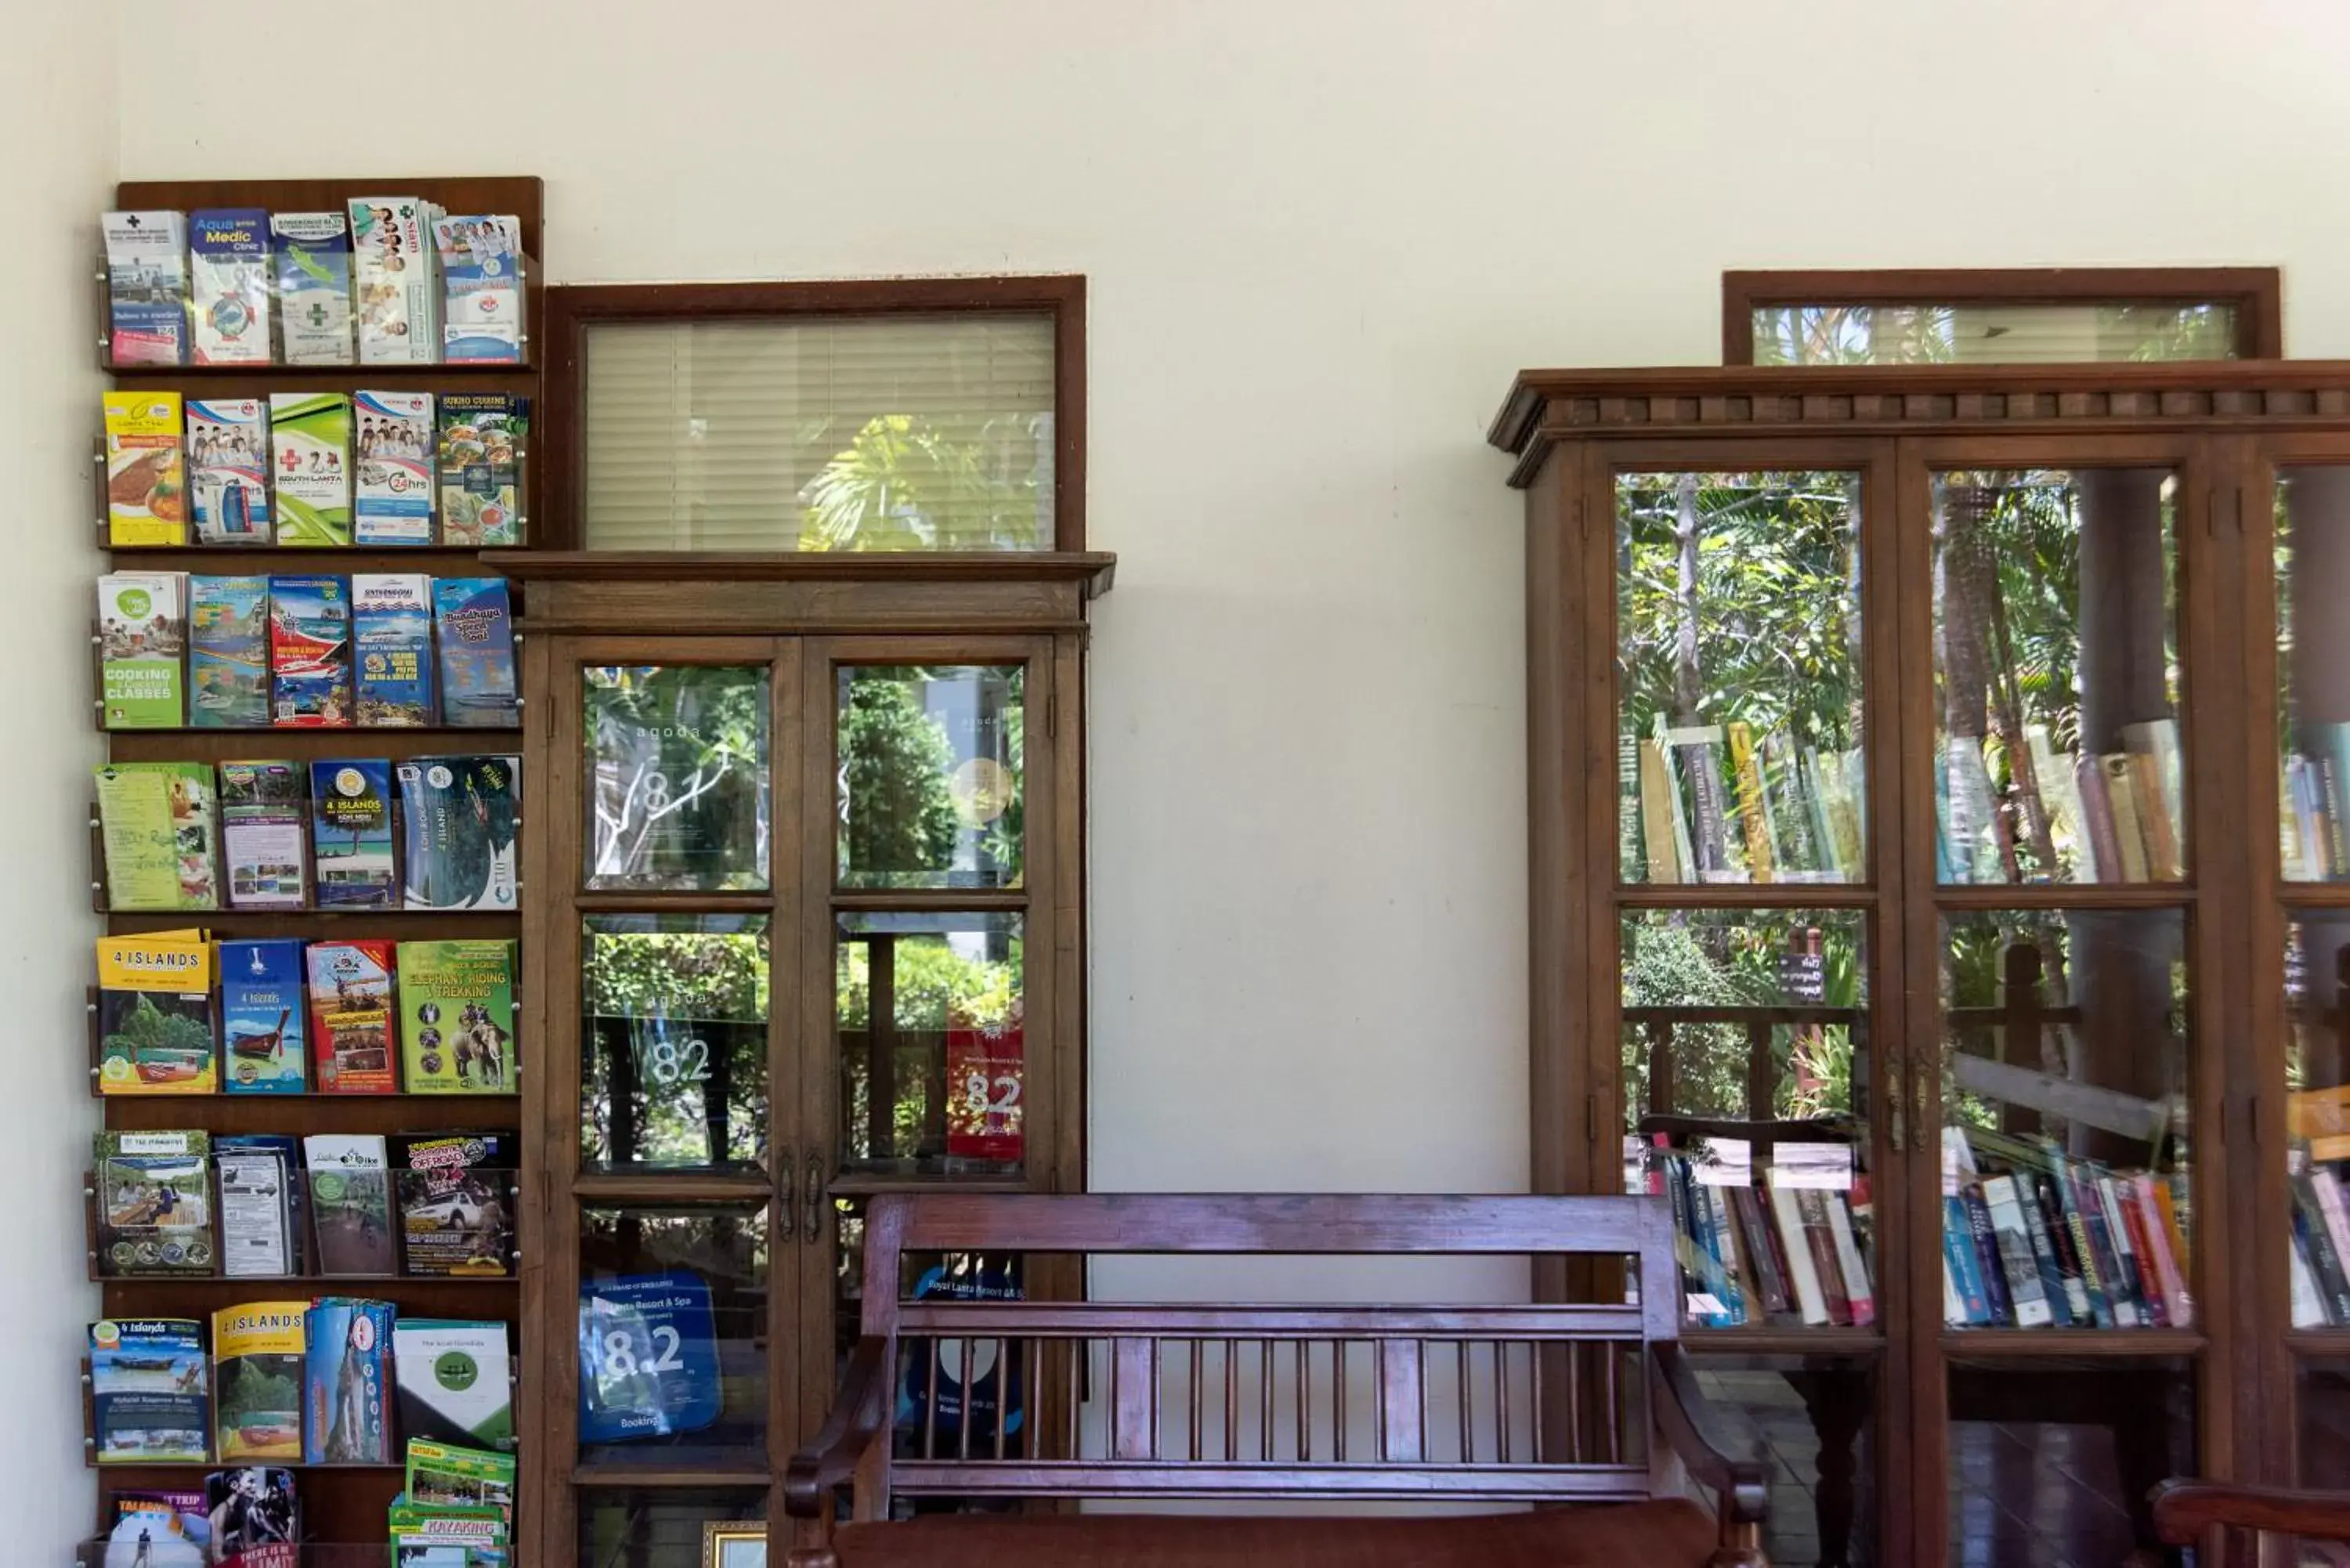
[1622,915,1862,1125]
[589,665,770,890]
[584,929,768,1021]
[103,992,212,1057]
[800,414,1044,551]
[219,1361,299,1422]
[840,676,960,881]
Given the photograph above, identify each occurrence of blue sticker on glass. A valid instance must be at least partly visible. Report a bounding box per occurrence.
[897,1257,1025,1440]
[577,1269,721,1443]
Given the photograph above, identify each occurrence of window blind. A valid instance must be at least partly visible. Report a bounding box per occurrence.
[582,313,1057,551]
[1752,303,2240,367]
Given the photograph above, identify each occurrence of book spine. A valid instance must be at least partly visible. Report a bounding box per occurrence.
[1638,741,1682,885]
[2045,1157,2116,1329]
[2320,753,2350,880]
[1796,1189,1853,1326]
[1726,721,1775,883]
[2096,1172,2153,1326]
[2114,1176,2170,1328]
[2131,751,2182,880]
[1663,1157,1703,1312]
[2066,1162,2134,1327]
[2311,1167,2350,1290]
[2077,756,2123,883]
[1619,732,1644,880]
[2033,1174,2093,1325]
[2099,755,2151,882]
[1704,1183,1748,1325]
[1964,1186,2014,1325]
[1679,739,1733,876]
[1765,733,1820,877]
[1772,1181,1830,1326]
[2132,1175,2192,1328]
[2012,1174,2076,1327]
[1981,1176,2055,1328]
[2298,1177,2350,1325]
[2292,1219,2333,1328]
[1730,1185,1791,1315]
[1824,1190,1875,1328]
[1943,1194,1993,1325]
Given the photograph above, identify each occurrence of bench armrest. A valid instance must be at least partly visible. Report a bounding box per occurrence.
[2152,1479,2350,1545]
[784,1337,895,1519]
[1650,1342,1770,1526]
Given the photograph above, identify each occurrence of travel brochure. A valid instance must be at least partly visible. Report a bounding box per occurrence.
[89,930,517,1097]
[104,203,524,367]
[103,571,515,731]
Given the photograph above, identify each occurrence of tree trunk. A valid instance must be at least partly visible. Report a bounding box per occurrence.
[1673,474,1732,872]
[1938,483,2001,880]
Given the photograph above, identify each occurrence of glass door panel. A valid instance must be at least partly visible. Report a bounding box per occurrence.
[1939,909,2193,1335]
[2277,468,2350,883]
[1930,468,2182,887]
[837,663,1025,891]
[586,663,773,891]
[581,914,772,1176]
[1614,471,1866,887]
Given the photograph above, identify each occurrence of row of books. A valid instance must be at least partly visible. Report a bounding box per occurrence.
[99,573,517,730]
[1940,720,2184,884]
[1622,720,1867,883]
[1650,1150,1877,1327]
[2289,1129,2350,1324]
[103,204,522,367]
[2282,727,2350,880]
[98,931,515,1096]
[103,392,524,548]
[95,1128,513,1281]
[94,754,519,912]
[1942,1125,2193,1329]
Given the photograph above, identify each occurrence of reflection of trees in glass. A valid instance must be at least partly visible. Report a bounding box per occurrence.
[839,668,1023,887]
[837,930,1021,1162]
[582,925,768,1169]
[1622,915,1860,1125]
[1754,304,2236,366]
[799,414,1047,551]
[588,666,770,891]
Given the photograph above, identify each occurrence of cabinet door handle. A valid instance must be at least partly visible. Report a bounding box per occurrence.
[804,1153,827,1245]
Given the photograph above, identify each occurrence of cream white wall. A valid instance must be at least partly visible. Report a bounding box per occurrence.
[4,3,114,1555]
[57,0,2350,1418]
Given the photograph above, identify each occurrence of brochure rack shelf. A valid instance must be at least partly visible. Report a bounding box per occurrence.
[87,173,542,1560]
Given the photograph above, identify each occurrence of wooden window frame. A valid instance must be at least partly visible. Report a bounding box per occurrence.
[538,275,1087,551]
[1722,266,2283,366]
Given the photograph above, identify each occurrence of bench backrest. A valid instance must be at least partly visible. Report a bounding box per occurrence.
[858,1192,1683,1509]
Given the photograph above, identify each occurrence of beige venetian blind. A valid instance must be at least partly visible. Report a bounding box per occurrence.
[582,313,1057,551]
[1752,302,2240,366]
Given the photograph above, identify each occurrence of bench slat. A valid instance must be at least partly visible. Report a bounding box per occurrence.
[891,1192,1669,1255]
[891,1460,1654,1500]
[893,1302,1651,1338]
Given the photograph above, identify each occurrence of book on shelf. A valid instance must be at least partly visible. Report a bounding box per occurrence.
[1616,732,1643,879]
[268,394,352,547]
[395,1131,519,1277]
[189,399,273,544]
[219,938,307,1093]
[103,1487,211,1565]
[349,197,441,364]
[103,210,190,366]
[96,761,220,910]
[188,208,273,367]
[436,395,526,546]
[392,1320,513,1451]
[96,930,216,1094]
[1636,739,1681,883]
[191,577,271,729]
[301,1133,396,1275]
[306,941,398,1093]
[272,211,353,366]
[99,571,186,729]
[95,1129,214,1276]
[89,1317,209,1462]
[1979,1175,2055,1328]
[431,578,518,728]
[399,755,519,911]
[2095,754,2153,883]
[216,1133,298,1278]
[268,574,352,727]
[302,1299,394,1464]
[219,761,309,910]
[309,759,396,907]
[2122,718,2186,874]
[1629,717,1862,883]
[1726,721,1776,883]
[352,391,436,546]
[105,391,188,547]
[405,1437,518,1515]
[1650,1147,1871,1329]
[206,1465,299,1567]
[433,214,526,364]
[212,1302,307,1462]
[352,573,438,725]
[396,940,518,1093]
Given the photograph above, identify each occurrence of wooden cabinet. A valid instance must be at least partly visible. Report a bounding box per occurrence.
[508,553,1109,1566]
[1492,362,2350,1566]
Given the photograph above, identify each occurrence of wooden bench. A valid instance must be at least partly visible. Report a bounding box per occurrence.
[784,1193,1773,1567]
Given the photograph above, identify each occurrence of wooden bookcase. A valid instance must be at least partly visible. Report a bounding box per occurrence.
[89,175,543,1549]
[1491,360,2350,1567]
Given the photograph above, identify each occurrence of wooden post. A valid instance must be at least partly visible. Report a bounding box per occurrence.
[1998,943,2049,1138]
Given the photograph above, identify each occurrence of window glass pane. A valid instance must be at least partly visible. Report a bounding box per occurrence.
[582,313,1055,551]
[1944,1357,2194,1566]
[2288,914,2350,1328]
[2279,469,2350,882]
[1690,1352,1878,1567]
[581,914,770,1175]
[1753,303,2238,366]
[575,1486,764,1568]
[1940,911,2192,1333]
[587,664,771,891]
[1616,471,1864,886]
[838,665,1024,891]
[1932,470,2181,886]
[836,911,1025,1180]
[577,1202,769,1469]
[1622,909,1873,1333]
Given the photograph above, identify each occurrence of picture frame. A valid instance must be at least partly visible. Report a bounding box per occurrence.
[702,1523,767,1568]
